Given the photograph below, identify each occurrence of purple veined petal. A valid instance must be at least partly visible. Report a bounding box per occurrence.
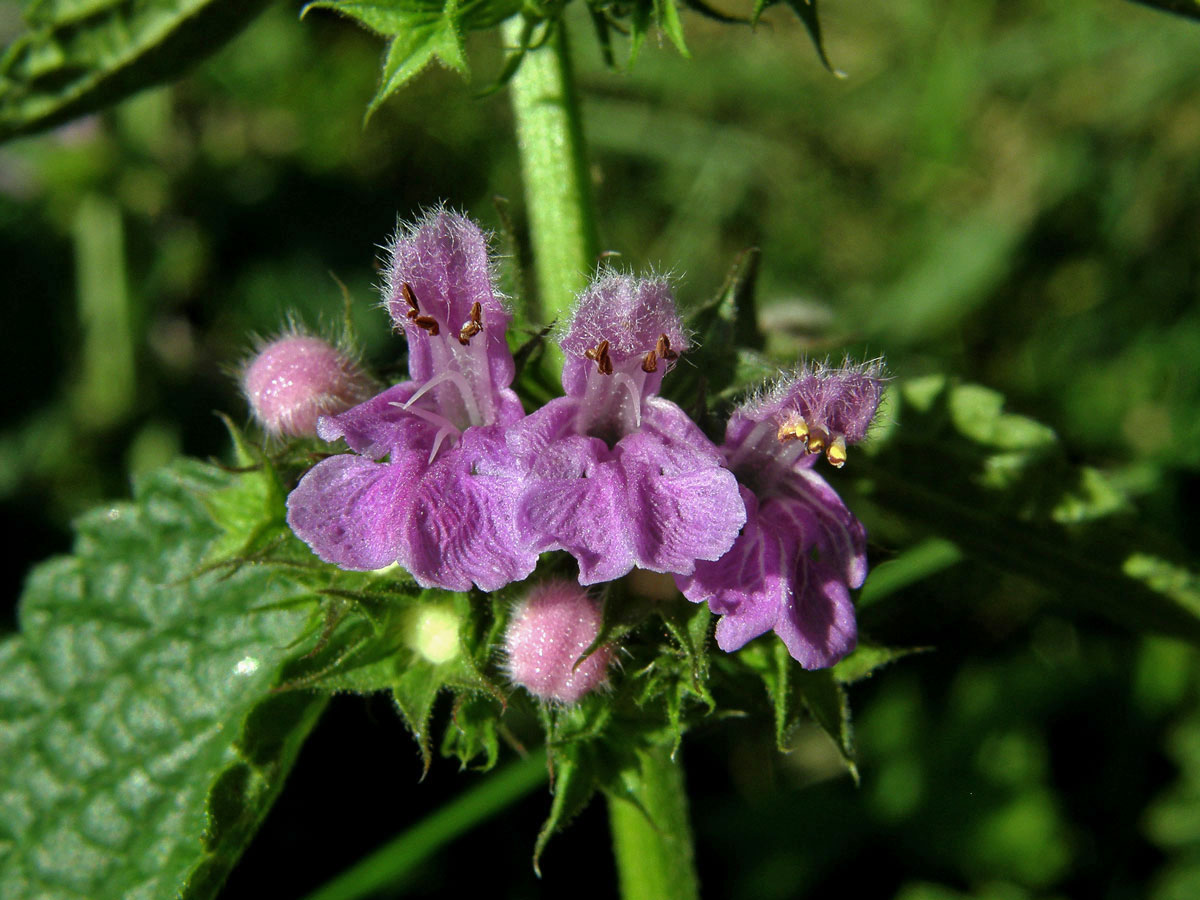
[286,452,424,570]
[616,430,745,576]
[517,445,635,585]
[679,488,858,668]
[772,557,857,670]
[773,469,869,589]
[510,398,636,584]
[677,490,792,647]
[400,425,538,591]
[382,209,517,431]
[513,395,743,584]
[639,396,725,462]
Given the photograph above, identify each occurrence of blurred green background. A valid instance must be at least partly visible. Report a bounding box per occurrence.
[3,0,1200,897]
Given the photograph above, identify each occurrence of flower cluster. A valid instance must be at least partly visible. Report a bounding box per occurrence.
[283,209,883,670]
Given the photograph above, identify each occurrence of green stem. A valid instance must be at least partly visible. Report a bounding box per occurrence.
[505,15,599,359]
[607,744,701,900]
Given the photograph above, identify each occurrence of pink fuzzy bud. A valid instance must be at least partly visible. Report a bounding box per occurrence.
[242,334,371,438]
[504,581,613,704]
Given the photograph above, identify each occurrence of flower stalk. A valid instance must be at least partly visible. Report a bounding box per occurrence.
[505,15,599,357]
[505,20,702,900]
[607,745,701,900]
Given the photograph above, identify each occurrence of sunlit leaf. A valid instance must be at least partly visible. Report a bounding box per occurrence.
[863,376,1200,646]
[0,462,326,900]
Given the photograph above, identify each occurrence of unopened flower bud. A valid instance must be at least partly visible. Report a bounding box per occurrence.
[243,334,372,438]
[504,580,613,704]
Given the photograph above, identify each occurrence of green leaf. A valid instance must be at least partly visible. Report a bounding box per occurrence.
[752,0,839,75]
[862,376,1200,646]
[0,461,327,900]
[662,247,764,431]
[792,667,857,777]
[0,0,273,142]
[533,739,599,873]
[740,641,858,778]
[832,642,924,685]
[653,0,690,57]
[305,0,522,118]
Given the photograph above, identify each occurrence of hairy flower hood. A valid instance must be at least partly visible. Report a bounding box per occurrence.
[677,362,885,668]
[511,273,746,584]
[286,209,536,591]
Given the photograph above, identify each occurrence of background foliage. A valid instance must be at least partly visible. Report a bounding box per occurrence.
[2,0,1200,897]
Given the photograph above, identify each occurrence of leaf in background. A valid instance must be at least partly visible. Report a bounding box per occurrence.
[0,0,272,142]
[305,0,522,119]
[862,376,1200,646]
[0,461,327,900]
[662,247,765,433]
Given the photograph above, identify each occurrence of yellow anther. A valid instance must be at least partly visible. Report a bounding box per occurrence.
[777,418,810,443]
[806,432,826,454]
[826,435,848,468]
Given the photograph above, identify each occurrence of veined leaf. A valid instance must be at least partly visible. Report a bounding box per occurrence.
[0,0,272,142]
[0,461,327,900]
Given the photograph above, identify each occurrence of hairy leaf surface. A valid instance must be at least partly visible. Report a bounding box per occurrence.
[0,461,327,900]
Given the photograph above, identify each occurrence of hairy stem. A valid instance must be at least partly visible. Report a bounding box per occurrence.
[506,15,599,368]
[607,744,701,900]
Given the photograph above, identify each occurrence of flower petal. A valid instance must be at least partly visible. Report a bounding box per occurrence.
[286,452,424,570]
[402,426,538,591]
[772,557,857,670]
[617,429,745,576]
[680,489,858,669]
[515,396,744,584]
[316,383,436,459]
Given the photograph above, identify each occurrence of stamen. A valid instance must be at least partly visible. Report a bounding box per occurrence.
[777,418,810,443]
[427,427,456,464]
[611,372,643,429]
[388,400,460,439]
[402,282,420,320]
[402,369,483,428]
[641,350,658,373]
[656,333,679,362]
[457,301,483,345]
[805,427,829,455]
[414,315,439,336]
[584,340,613,375]
[826,435,848,468]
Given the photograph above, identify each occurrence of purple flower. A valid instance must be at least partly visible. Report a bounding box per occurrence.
[286,209,537,590]
[676,361,885,669]
[512,273,746,584]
